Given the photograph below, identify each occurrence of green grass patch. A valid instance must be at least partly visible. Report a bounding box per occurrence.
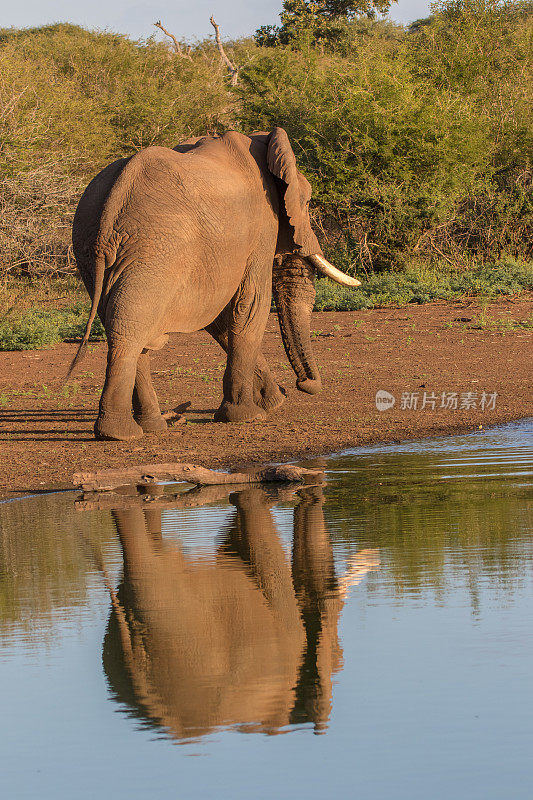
[0,303,105,351]
[314,259,533,311]
[467,305,533,333]
[0,260,531,351]
[0,311,62,350]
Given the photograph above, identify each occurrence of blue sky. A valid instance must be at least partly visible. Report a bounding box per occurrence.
[0,1,431,40]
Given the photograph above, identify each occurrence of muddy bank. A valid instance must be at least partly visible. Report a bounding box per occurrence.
[0,299,531,500]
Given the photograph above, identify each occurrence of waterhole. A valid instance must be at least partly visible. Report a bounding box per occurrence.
[1,419,531,798]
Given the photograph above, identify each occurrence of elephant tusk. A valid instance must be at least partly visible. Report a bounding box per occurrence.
[306,254,361,287]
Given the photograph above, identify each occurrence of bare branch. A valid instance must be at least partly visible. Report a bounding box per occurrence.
[209,15,238,85]
[154,20,193,60]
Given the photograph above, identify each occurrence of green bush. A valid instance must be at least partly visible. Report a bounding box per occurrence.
[0,303,105,351]
[0,311,62,350]
[240,0,532,269]
[0,24,235,280]
[0,3,531,281]
[240,43,491,267]
[56,302,106,341]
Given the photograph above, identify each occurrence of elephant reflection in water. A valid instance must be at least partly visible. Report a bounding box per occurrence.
[102,487,379,740]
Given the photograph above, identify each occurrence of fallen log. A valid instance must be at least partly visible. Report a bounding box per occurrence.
[73,462,324,492]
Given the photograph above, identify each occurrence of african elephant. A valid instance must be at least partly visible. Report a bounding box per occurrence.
[71,127,359,441]
[101,485,379,740]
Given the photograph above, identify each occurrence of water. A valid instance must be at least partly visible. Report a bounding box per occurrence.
[0,419,532,799]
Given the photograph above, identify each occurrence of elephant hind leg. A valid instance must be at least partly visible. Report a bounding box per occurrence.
[133,350,168,434]
[254,357,286,413]
[210,271,271,423]
[205,313,286,415]
[95,341,144,442]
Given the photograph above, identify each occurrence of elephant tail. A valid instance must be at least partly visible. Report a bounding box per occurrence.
[65,250,107,380]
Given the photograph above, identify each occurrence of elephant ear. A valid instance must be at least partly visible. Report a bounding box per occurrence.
[267,127,321,256]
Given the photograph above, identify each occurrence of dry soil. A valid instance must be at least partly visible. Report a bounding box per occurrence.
[0,299,531,499]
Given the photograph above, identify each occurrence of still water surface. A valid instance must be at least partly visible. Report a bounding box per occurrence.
[1,419,532,798]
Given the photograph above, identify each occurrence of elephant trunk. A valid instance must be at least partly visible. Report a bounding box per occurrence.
[273,256,322,395]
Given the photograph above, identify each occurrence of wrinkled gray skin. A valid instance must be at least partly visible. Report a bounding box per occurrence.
[72,127,326,441]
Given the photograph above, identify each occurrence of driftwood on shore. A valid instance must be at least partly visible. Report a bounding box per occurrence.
[73,462,324,492]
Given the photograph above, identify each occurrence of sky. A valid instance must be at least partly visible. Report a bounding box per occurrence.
[0,1,432,40]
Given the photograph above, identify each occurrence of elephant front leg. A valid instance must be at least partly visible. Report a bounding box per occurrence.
[132,350,168,434]
[95,341,144,441]
[213,277,271,423]
[215,341,267,423]
[205,314,286,415]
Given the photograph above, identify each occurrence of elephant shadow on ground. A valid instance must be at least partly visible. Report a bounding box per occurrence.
[0,408,96,439]
[0,403,218,440]
[0,408,95,422]
[99,485,379,741]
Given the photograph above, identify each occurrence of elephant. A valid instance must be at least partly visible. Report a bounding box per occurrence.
[71,127,360,441]
[101,484,379,740]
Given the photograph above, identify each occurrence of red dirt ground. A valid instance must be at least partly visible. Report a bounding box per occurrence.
[0,299,531,499]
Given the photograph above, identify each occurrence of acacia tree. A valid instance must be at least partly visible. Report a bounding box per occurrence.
[255,0,394,46]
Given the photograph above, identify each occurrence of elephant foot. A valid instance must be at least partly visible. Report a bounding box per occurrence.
[95,411,144,442]
[214,401,267,423]
[133,412,168,434]
[256,384,286,413]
